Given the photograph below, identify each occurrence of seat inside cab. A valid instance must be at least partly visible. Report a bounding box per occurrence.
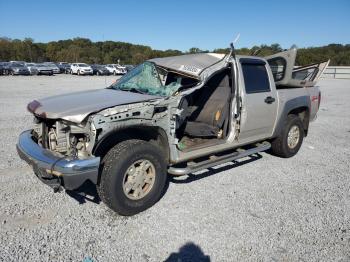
[176,67,233,151]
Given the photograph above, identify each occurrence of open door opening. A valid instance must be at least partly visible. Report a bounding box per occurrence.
[176,66,234,152]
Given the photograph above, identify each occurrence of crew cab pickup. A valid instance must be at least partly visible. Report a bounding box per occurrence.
[17,47,328,216]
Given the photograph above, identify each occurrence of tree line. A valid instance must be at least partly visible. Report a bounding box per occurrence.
[0,37,349,66]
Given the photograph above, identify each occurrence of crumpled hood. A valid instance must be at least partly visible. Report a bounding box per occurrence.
[28,89,159,123]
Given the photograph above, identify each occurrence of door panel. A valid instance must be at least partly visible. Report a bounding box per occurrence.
[238,58,278,141]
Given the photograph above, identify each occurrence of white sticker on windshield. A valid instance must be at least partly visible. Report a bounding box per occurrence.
[179,65,201,74]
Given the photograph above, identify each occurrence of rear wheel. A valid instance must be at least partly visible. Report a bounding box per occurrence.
[97,139,167,216]
[271,114,304,158]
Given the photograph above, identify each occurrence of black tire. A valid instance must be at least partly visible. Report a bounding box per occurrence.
[77,70,80,76]
[10,71,14,76]
[96,71,100,76]
[97,139,167,216]
[113,71,117,76]
[271,114,304,158]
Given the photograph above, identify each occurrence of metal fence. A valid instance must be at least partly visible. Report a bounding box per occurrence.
[322,66,350,79]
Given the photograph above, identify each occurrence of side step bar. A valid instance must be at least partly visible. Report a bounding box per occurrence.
[168,141,271,176]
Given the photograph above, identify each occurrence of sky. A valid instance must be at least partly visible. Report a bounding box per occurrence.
[0,0,349,51]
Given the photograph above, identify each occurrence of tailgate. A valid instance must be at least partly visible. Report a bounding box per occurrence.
[307,87,321,121]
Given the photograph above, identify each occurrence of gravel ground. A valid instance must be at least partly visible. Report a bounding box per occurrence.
[0,75,349,261]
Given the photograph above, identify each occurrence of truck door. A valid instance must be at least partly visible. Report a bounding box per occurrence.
[238,58,278,141]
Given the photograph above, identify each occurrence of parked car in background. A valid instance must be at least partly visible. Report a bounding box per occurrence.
[35,64,54,75]
[124,65,135,72]
[113,64,127,74]
[0,62,5,75]
[70,63,93,75]
[57,62,71,74]
[43,62,60,74]
[8,62,31,75]
[1,62,11,75]
[105,64,126,75]
[91,64,110,75]
[25,63,39,75]
[10,61,26,65]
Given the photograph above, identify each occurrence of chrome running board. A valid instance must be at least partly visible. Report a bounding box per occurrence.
[168,141,270,176]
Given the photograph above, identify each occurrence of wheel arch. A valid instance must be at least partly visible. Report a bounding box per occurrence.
[93,126,170,164]
[272,96,311,138]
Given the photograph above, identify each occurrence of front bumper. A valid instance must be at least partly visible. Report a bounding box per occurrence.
[38,70,53,75]
[30,69,39,75]
[81,71,93,75]
[13,71,30,75]
[97,71,109,75]
[16,130,100,191]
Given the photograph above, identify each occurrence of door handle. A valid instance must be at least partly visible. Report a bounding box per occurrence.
[264,96,275,104]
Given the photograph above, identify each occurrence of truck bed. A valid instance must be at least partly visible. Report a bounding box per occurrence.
[277,86,320,122]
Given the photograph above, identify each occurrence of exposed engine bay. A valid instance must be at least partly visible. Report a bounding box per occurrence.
[32,117,96,158]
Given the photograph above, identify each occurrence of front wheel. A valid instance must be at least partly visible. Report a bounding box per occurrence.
[97,140,167,216]
[271,114,304,158]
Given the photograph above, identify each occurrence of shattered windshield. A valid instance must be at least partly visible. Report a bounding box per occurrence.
[110,62,182,97]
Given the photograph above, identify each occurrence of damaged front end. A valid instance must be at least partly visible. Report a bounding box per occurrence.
[17,98,171,192]
[17,115,100,192]
[32,116,96,159]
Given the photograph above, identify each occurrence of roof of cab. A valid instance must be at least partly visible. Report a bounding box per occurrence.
[149,53,226,77]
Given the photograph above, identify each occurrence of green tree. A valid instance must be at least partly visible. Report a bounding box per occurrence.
[0,37,349,66]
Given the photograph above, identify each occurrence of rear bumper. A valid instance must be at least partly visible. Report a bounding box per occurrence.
[16,130,100,191]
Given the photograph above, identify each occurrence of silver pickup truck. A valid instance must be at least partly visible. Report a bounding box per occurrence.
[17,47,328,215]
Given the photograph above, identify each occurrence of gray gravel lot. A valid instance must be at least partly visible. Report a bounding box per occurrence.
[0,75,349,261]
